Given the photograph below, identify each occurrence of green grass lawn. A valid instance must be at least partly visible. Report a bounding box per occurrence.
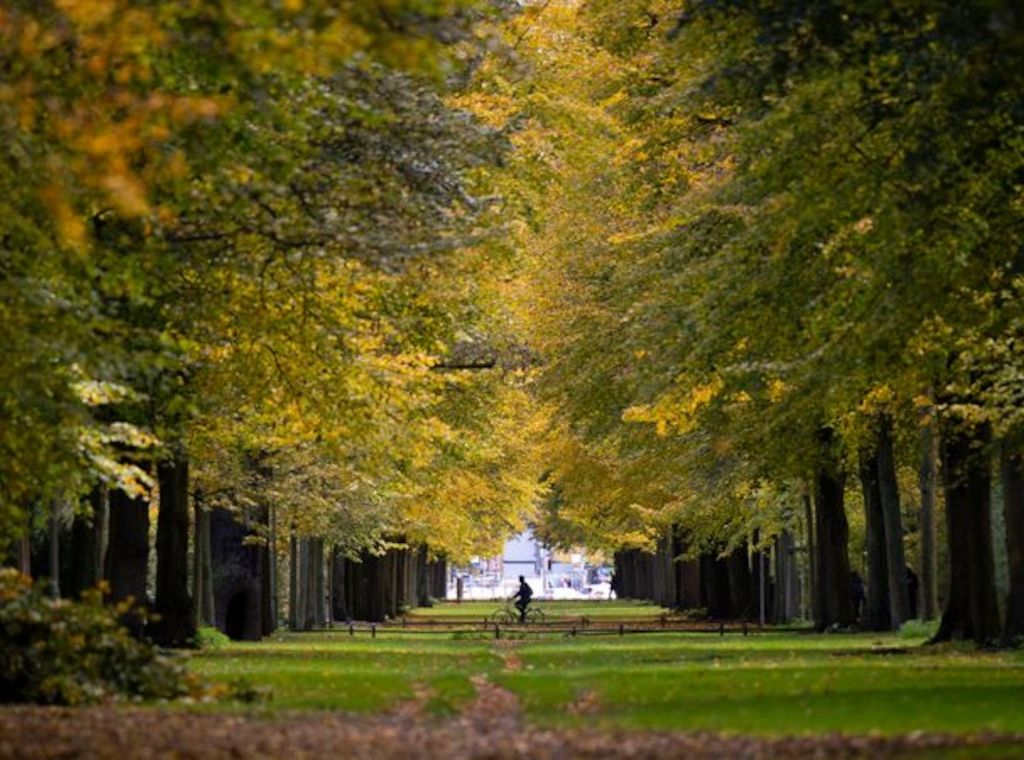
[191,633,500,714]
[407,599,669,620]
[188,628,1024,736]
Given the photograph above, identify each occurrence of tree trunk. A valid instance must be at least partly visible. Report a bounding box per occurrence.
[67,487,106,598]
[259,509,275,636]
[268,504,278,627]
[314,538,325,627]
[193,500,215,626]
[332,550,351,622]
[751,534,769,626]
[394,545,409,613]
[429,557,447,600]
[727,544,752,620]
[368,552,385,622]
[48,500,61,598]
[105,487,150,634]
[701,551,732,619]
[288,529,299,630]
[673,528,702,610]
[16,535,31,575]
[919,408,939,620]
[386,547,400,618]
[813,427,852,630]
[773,530,800,623]
[416,546,431,607]
[859,447,890,631]
[1001,448,1024,640]
[151,455,196,648]
[300,538,317,630]
[933,423,1000,644]
[803,489,816,622]
[877,416,911,627]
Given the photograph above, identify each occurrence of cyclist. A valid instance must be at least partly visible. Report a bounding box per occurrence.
[512,575,533,623]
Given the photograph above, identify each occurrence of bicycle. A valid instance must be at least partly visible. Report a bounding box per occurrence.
[489,599,546,625]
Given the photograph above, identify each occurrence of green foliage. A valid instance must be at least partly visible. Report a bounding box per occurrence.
[899,619,940,640]
[0,569,199,705]
[0,0,546,568]
[194,626,231,650]
[466,0,1024,559]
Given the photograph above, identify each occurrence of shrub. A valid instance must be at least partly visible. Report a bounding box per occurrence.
[0,568,203,705]
[195,626,231,649]
[899,618,940,640]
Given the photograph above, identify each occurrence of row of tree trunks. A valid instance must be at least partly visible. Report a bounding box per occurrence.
[614,537,775,621]
[15,456,297,646]
[772,530,801,623]
[857,417,913,631]
[329,543,441,623]
[23,472,192,643]
[19,423,1018,646]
